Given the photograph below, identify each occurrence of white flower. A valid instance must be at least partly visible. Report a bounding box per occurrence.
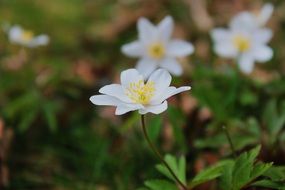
[230,3,274,30]
[121,16,194,78]
[90,69,191,115]
[211,27,273,73]
[8,25,49,48]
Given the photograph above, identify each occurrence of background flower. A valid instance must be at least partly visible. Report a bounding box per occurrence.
[211,3,274,74]
[8,25,49,48]
[121,16,194,78]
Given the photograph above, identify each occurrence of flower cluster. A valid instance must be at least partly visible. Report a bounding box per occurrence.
[211,4,274,73]
[91,3,275,114]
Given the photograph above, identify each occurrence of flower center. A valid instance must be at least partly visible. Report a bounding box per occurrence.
[148,43,165,59]
[21,30,34,42]
[125,80,155,105]
[233,35,251,52]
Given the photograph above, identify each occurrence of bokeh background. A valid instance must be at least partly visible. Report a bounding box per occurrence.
[0,0,285,189]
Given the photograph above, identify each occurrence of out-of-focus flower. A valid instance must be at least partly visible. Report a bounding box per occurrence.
[121,16,194,78]
[211,27,273,74]
[211,3,274,74]
[90,69,190,115]
[8,25,49,48]
[230,3,274,30]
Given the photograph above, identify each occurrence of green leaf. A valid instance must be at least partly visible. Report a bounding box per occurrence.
[263,166,285,181]
[156,154,186,184]
[178,156,186,184]
[250,162,273,181]
[190,160,231,188]
[252,180,285,190]
[219,160,235,190]
[144,179,178,190]
[219,146,271,190]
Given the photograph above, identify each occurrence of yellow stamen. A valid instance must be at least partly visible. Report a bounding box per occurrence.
[21,30,34,42]
[148,43,165,59]
[125,80,155,105]
[233,35,251,52]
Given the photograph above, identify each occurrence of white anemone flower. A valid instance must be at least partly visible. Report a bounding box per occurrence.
[211,27,273,74]
[90,69,191,115]
[230,3,274,30]
[121,16,194,78]
[8,25,49,48]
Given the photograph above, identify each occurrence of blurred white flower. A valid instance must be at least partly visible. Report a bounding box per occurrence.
[8,25,49,48]
[211,27,273,73]
[230,3,274,30]
[90,69,191,115]
[121,16,194,78]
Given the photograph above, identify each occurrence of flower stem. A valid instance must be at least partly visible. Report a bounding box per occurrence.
[140,115,188,190]
[222,126,237,158]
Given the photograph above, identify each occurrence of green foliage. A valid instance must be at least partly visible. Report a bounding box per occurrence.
[156,154,186,184]
[144,179,178,190]
[219,146,273,190]
[189,160,230,188]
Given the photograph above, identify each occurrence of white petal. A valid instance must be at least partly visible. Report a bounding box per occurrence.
[167,40,194,57]
[99,84,131,103]
[139,101,168,114]
[151,86,191,104]
[238,54,255,74]
[90,95,121,106]
[211,28,231,42]
[135,58,157,79]
[230,12,258,30]
[213,43,237,58]
[158,16,173,42]
[160,58,183,76]
[253,29,273,44]
[252,45,273,62]
[257,3,274,26]
[28,35,49,48]
[115,104,142,115]
[137,17,156,43]
[148,69,171,99]
[121,41,144,57]
[162,86,191,101]
[120,69,144,88]
[9,25,22,42]
[34,35,49,45]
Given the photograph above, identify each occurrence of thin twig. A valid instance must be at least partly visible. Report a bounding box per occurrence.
[141,115,189,190]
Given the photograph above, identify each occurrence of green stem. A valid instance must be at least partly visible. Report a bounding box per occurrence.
[222,126,237,158]
[141,115,188,190]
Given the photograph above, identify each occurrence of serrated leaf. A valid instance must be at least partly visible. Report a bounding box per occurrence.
[219,160,235,190]
[144,179,178,190]
[252,180,285,190]
[263,166,285,181]
[156,155,186,184]
[250,162,273,181]
[190,160,231,188]
[232,153,253,189]
[178,156,186,184]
